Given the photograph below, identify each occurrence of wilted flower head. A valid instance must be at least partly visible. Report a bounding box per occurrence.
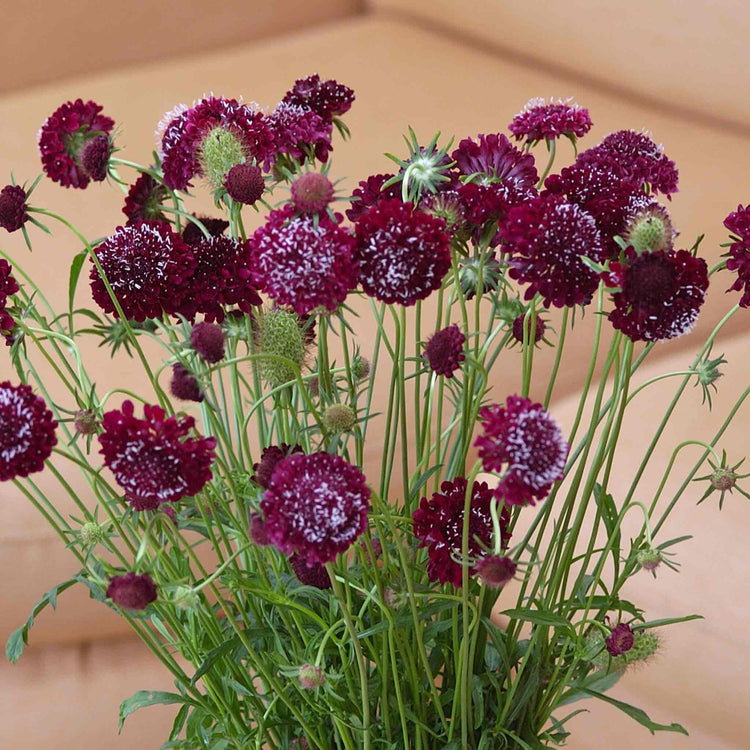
[106,572,157,610]
[298,664,326,690]
[606,623,635,656]
[623,201,676,254]
[695,451,750,509]
[475,396,569,506]
[38,99,115,188]
[509,97,592,144]
[0,382,57,481]
[253,307,308,389]
[261,452,371,565]
[99,400,216,510]
[322,404,357,433]
[413,477,511,587]
[73,409,99,435]
[511,313,546,345]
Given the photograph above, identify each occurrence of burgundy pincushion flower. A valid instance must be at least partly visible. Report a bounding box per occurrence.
[251,443,304,489]
[190,321,225,363]
[224,163,265,205]
[355,199,451,306]
[512,314,546,344]
[500,194,606,308]
[724,204,750,307]
[78,134,111,182]
[452,133,538,189]
[122,174,169,224]
[282,74,355,123]
[289,552,332,589]
[261,452,370,565]
[250,206,358,315]
[0,185,28,233]
[267,102,332,163]
[106,572,157,610]
[182,216,229,246]
[578,130,679,197]
[38,99,115,188]
[423,324,465,378]
[345,173,401,222]
[604,247,709,342]
[159,96,274,190]
[249,512,271,546]
[475,555,517,589]
[169,364,203,403]
[0,259,20,346]
[99,400,216,511]
[0,382,57,481]
[89,221,196,322]
[291,172,334,213]
[412,477,511,587]
[457,182,507,226]
[606,623,635,656]
[509,98,592,143]
[177,235,261,323]
[475,396,569,507]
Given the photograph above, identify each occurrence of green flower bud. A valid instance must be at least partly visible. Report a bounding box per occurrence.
[322,404,357,433]
[171,585,200,611]
[255,308,306,389]
[298,663,326,690]
[636,547,663,574]
[352,356,371,382]
[80,521,105,546]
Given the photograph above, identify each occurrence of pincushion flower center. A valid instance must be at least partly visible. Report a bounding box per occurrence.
[625,254,677,306]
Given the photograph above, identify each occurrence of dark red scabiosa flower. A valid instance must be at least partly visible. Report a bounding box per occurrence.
[355,199,451,306]
[604,247,709,342]
[251,443,304,489]
[0,259,20,346]
[423,324,465,378]
[291,172,334,213]
[282,74,355,123]
[78,134,111,182]
[606,623,635,656]
[224,163,265,205]
[289,552,332,589]
[511,313,546,344]
[261,452,370,565]
[249,512,271,546]
[578,130,679,197]
[500,194,606,308]
[345,173,401,222]
[106,572,157,610]
[89,221,196,322]
[452,133,538,189]
[177,235,261,323]
[475,396,569,507]
[267,102,332,163]
[38,99,115,188]
[182,215,230,246]
[475,555,517,589]
[122,174,169,224]
[190,321,225,363]
[509,98,592,144]
[724,204,750,307]
[0,185,28,233]
[158,96,274,191]
[0,382,57,481]
[412,477,511,587]
[250,206,358,315]
[169,364,203,403]
[99,400,216,511]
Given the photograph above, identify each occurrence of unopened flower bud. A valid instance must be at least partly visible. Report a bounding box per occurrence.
[291,172,334,213]
[80,521,105,546]
[352,356,371,381]
[298,663,326,690]
[191,321,225,363]
[322,404,357,433]
[225,163,265,205]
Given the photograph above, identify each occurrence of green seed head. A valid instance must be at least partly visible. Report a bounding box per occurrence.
[255,308,306,389]
[199,127,246,189]
[636,547,663,573]
[322,404,357,433]
[80,521,105,546]
[625,631,660,664]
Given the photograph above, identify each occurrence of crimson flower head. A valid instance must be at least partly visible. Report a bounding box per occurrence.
[89,221,196,322]
[509,98,592,144]
[0,259,20,346]
[606,623,635,656]
[122,174,169,224]
[250,206,358,315]
[99,400,216,511]
[413,477,511,587]
[182,216,229,246]
[724,204,750,307]
[38,99,115,188]
[106,572,157,610]
[501,194,606,308]
[0,185,28,233]
[224,163,265,205]
[177,235,262,323]
[604,247,708,342]
[0,382,57,481]
[261,452,371,565]
[267,102,333,163]
[158,96,274,190]
[476,396,569,507]
[190,321,225,363]
[291,172,334,213]
[452,133,538,189]
[355,199,451,306]
[170,364,203,403]
[251,443,304,489]
[345,173,401,222]
[282,74,355,123]
[289,552,332,589]
[423,324,465,378]
[475,555,517,589]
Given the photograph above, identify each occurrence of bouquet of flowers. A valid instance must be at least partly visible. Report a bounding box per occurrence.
[2,76,749,748]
